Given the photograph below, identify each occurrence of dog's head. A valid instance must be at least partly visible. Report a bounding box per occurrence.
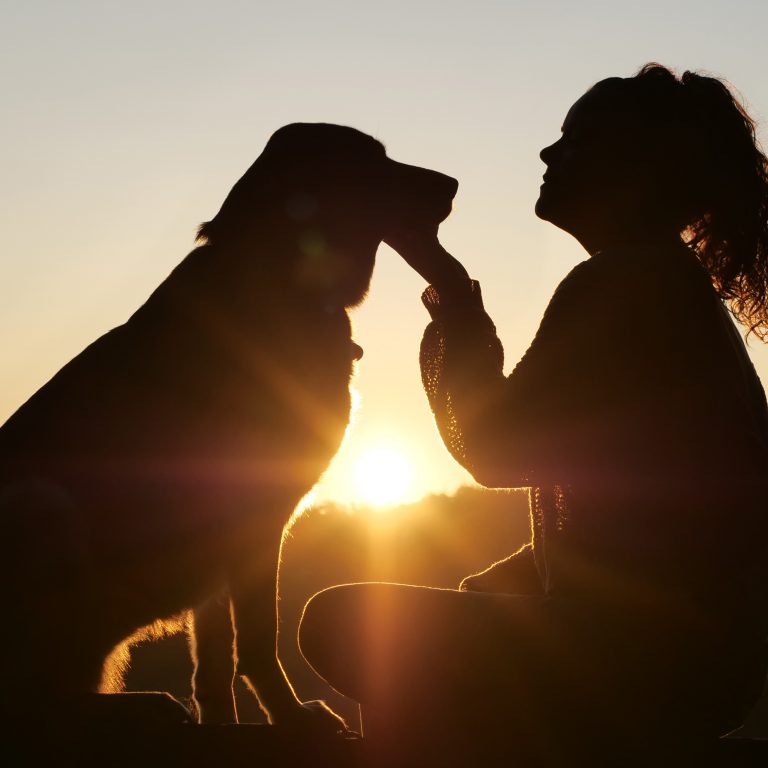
[197,124,458,307]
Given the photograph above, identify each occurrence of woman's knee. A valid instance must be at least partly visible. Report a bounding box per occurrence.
[299,581,420,700]
[298,584,359,678]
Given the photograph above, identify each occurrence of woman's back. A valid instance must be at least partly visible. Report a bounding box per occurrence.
[532,245,768,616]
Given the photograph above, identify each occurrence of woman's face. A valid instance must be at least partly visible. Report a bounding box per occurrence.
[535,79,659,250]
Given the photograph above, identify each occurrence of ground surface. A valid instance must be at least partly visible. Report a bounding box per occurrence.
[4,716,767,768]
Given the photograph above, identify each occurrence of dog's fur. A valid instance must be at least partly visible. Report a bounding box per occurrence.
[0,124,457,727]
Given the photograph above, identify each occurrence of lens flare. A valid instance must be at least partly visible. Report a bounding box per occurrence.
[354,445,413,508]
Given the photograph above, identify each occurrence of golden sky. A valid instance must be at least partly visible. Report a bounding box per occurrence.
[4,1,768,505]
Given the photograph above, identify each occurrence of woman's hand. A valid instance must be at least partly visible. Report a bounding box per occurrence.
[384,229,472,298]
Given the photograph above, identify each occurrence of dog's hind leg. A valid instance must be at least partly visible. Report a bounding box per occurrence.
[0,478,105,715]
[190,592,238,724]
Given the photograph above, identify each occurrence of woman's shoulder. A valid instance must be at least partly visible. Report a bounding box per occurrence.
[571,241,716,309]
[543,242,725,351]
[589,240,708,280]
[548,244,667,309]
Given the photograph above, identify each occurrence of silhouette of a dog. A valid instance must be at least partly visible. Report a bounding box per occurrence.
[0,124,457,729]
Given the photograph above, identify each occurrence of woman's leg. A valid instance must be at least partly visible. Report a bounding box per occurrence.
[299,583,592,753]
[299,582,767,759]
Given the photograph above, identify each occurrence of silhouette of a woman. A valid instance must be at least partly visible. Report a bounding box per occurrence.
[300,65,768,753]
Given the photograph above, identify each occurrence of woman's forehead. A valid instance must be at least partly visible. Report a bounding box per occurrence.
[561,78,631,131]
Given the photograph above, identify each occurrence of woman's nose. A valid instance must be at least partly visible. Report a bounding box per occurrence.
[539,142,557,164]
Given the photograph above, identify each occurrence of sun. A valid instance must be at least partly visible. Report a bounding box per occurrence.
[354,444,413,508]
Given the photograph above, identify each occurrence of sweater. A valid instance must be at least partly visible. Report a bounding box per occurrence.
[420,243,768,641]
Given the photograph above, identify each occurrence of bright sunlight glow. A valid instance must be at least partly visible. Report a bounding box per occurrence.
[354,444,413,508]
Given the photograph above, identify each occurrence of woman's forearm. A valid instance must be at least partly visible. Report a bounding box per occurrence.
[384,233,473,299]
[418,257,601,489]
[419,282,535,488]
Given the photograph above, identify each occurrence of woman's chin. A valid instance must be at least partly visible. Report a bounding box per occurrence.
[534,194,555,222]
[535,185,574,227]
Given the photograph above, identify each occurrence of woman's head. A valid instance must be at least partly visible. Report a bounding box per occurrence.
[537,64,768,338]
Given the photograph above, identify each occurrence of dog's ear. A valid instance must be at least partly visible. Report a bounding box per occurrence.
[196,154,273,246]
[196,125,309,246]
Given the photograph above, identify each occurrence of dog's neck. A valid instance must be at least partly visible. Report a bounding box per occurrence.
[235,236,374,312]
[151,242,371,333]
[212,241,370,316]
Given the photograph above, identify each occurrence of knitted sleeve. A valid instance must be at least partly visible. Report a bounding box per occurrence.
[419,260,603,490]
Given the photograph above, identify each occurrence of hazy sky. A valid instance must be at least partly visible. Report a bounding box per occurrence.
[3,1,768,504]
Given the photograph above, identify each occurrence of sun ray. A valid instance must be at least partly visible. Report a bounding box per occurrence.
[354,444,413,508]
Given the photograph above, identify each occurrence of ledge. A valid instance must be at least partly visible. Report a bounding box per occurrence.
[2,721,766,768]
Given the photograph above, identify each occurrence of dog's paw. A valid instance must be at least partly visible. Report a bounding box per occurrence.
[275,699,353,737]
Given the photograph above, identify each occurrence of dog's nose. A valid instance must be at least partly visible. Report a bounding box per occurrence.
[423,168,458,200]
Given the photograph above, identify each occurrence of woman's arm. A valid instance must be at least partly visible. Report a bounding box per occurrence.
[383,231,473,301]
[392,237,609,489]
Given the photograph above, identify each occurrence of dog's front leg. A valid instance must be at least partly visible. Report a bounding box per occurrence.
[228,541,348,732]
[190,593,238,724]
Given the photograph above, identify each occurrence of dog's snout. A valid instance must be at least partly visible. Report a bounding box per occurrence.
[436,171,459,200]
[386,160,458,227]
[417,166,458,201]
[447,175,459,198]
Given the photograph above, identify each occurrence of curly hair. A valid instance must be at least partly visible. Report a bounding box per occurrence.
[619,64,768,338]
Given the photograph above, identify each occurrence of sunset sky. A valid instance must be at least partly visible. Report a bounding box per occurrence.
[4,1,768,506]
